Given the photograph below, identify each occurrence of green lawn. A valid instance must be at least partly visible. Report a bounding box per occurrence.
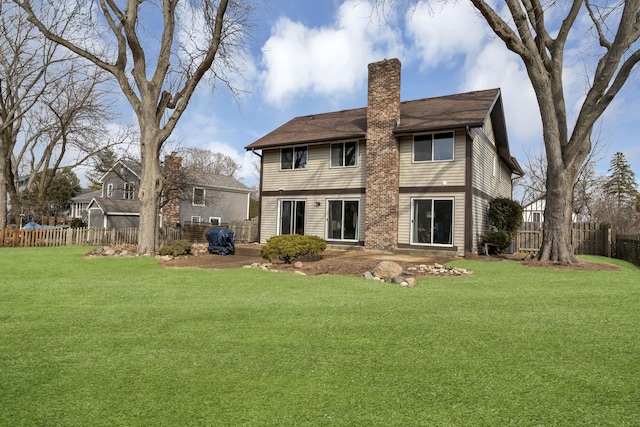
[1,247,639,426]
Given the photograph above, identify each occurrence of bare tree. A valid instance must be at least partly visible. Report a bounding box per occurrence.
[1,2,115,227]
[470,0,640,263]
[178,147,242,179]
[514,132,607,221]
[17,0,252,253]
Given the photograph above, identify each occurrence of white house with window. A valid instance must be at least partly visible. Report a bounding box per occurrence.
[245,59,522,256]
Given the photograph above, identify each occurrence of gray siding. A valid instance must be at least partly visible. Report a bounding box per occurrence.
[108,215,139,229]
[180,188,249,224]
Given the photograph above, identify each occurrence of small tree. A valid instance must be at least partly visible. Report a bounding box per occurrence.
[482,197,523,253]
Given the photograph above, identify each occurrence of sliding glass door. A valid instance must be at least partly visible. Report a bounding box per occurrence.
[411,198,453,246]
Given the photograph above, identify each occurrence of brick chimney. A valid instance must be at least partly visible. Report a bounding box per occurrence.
[163,153,182,227]
[364,58,401,251]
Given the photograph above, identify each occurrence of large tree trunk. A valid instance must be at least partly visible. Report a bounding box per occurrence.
[0,168,7,229]
[137,122,164,255]
[538,166,578,263]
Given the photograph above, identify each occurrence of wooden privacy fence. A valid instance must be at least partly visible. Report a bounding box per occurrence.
[0,227,182,248]
[616,235,640,267]
[516,222,612,256]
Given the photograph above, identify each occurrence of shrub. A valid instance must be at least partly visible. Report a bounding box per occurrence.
[488,197,523,235]
[158,240,193,256]
[259,234,327,264]
[70,218,86,228]
[480,230,512,253]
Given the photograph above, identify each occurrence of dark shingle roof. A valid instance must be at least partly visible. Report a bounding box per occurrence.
[245,88,501,150]
[88,197,140,214]
[185,172,251,191]
[71,190,102,203]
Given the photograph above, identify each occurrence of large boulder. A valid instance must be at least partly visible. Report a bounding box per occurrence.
[372,261,403,281]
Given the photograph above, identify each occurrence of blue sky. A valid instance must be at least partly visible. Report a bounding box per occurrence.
[120,0,640,189]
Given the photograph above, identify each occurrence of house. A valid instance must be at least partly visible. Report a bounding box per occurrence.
[522,197,545,223]
[245,58,523,256]
[522,196,580,224]
[70,189,101,222]
[82,155,252,229]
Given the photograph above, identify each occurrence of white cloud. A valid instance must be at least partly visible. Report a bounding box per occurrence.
[260,0,403,106]
[405,1,487,69]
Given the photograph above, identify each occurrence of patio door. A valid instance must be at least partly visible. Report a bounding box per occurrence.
[280,200,305,235]
[327,200,358,241]
[411,198,453,245]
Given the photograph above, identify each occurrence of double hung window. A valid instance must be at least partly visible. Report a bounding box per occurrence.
[413,132,454,162]
[281,146,308,170]
[330,142,358,167]
[193,187,205,206]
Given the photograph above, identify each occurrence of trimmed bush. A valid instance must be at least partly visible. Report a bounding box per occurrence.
[158,240,193,256]
[259,234,327,264]
[480,230,513,253]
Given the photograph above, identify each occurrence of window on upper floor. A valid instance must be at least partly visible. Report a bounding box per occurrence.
[413,132,455,162]
[330,141,358,167]
[193,187,205,206]
[106,183,114,198]
[281,146,307,170]
[123,182,136,200]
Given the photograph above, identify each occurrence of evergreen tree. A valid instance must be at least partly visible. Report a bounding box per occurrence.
[86,149,118,191]
[602,152,639,210]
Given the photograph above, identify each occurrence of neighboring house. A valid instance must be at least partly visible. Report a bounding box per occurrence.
[83,155,252,229]
[245,58,523,256]
[70,189,102,222]
[522,196,579,223]
[522,197,545,224]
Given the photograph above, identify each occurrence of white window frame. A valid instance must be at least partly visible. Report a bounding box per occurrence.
[330,141,358,168]
[192,187,206,206]
[209,217,221,225]
[412,131,455,163]
[410,197,454,247]
[106,183,114,198]
[191,216,201,223]
[280,146,308,170]
[123,182,136,200]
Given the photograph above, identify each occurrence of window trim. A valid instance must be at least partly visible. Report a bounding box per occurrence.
[191,216,201,223]
[209,217,221,226]
[280,146,308,170]
[192,187,206,206]
[106,183,114,198]
[123,181,136,200]
[412,131,455,163]
[410,197,454,247]
[330,141,359,168]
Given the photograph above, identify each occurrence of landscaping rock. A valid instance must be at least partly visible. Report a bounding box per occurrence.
[363,271,375,280]
[373,261,403,280]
